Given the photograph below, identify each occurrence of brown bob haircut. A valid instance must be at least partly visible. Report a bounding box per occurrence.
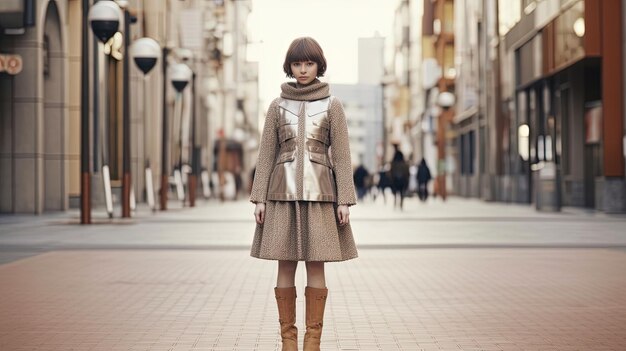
[283,37,327,78]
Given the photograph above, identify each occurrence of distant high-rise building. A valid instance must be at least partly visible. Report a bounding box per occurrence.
[331,84,383,174]
[358,36,385,85]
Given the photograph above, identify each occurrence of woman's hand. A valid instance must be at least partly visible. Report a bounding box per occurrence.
[254,203,266,225]
[337,205,350,226]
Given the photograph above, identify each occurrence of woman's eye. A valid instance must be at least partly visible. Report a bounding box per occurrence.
[306,62,314,66]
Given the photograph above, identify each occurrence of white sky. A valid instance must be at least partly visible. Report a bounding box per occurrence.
[247,0,399,113]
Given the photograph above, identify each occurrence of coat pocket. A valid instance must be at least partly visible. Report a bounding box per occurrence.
[276,150,296,164]
[308,151,331,168]
[307,131,329,145]
[312,118,330,130]
[278,125,297,144]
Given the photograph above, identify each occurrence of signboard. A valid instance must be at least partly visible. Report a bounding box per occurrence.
[584,103,602,144]
[0,54,23,75]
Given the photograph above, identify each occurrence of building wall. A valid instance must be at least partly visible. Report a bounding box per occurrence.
[0,0,70,214]
[67,0,81,204]
[408,0,424,165]
[622,0,626,192]
[497,0,625,212]
[452,0,481,198]
[1,0,258,214]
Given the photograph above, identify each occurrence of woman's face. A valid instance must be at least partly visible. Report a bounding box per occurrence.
[291,61,318,85]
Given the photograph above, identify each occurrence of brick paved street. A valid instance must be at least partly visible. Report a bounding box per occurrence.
[1,198,626,350]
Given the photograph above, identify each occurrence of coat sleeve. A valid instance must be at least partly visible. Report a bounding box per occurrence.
[249,99,280,204]
[329,98,357,206]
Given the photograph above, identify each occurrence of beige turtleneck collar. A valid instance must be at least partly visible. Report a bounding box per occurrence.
[280,79,330,101]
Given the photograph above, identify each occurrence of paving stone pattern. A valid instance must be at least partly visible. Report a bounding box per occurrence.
[1,248,626,350]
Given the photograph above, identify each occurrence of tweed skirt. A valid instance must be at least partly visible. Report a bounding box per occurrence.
[250,201,358,262]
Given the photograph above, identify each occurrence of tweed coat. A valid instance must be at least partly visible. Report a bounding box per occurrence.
[249,79,358,262]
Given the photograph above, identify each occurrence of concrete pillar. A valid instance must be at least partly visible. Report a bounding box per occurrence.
[43,0,69,211]
[623,0,626,212]
[0,52,14,212]
[13,28,44,213]
[3,0,69,214]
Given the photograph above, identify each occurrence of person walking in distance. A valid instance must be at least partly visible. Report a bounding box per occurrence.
[390,146,410,210]
[416,158,432,202]
[353,161,370,202]
[250,37,358,351]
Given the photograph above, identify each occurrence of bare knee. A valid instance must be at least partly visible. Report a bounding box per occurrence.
[305,261,324,274]
[276,261,298,288]
[305,261,326,288]
[279,260,298,275]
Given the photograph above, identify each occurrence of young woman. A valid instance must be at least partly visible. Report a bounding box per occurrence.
[250,37,358,351]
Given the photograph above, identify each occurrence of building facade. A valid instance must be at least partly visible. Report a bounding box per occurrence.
[331,84,383,173]
[421,0,456,198]
[452,0,625,213]
[500,0,625,212]
[0,0,73,214]
[386,0,427,168]
[325,36,386,175]
[380,0,625,212]
[0,0,257,214]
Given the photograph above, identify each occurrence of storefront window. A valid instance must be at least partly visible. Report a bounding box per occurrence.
[518,124,530,161]
[529,89,537,163]
[517,91,529,167]
[560,88,570,175]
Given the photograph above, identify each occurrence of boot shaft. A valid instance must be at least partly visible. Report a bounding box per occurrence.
[275,287,297,323]
[275,287,298,351]
[303,286,328,351]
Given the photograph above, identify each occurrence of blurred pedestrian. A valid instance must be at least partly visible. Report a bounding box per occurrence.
[390,146,410,210]
[249,37,357,351]
[374,164,392,204]
[353,163,370,201]
[416,158,432,202]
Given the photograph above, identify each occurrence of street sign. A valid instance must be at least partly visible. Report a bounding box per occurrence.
[0,54,23,75]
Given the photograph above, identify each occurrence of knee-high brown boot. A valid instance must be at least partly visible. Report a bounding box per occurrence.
[303,286,328,351]
[275,287,298,351]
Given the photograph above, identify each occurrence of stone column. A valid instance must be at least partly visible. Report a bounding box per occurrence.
[13,23,44,213]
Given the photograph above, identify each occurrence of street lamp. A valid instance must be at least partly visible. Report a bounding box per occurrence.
[160,47,170,211]
[190,71,199,207]
[88,1,121,218]
[173,48,197,206]
[132,37,160,74]
[436,91,455,201]
[88,1,120,43]
[170,63,193,205]
[171,63,192,91]
[119,0,134,218]
[438,91,455,109]
[90,0,135,218]
[131,37,161,211]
